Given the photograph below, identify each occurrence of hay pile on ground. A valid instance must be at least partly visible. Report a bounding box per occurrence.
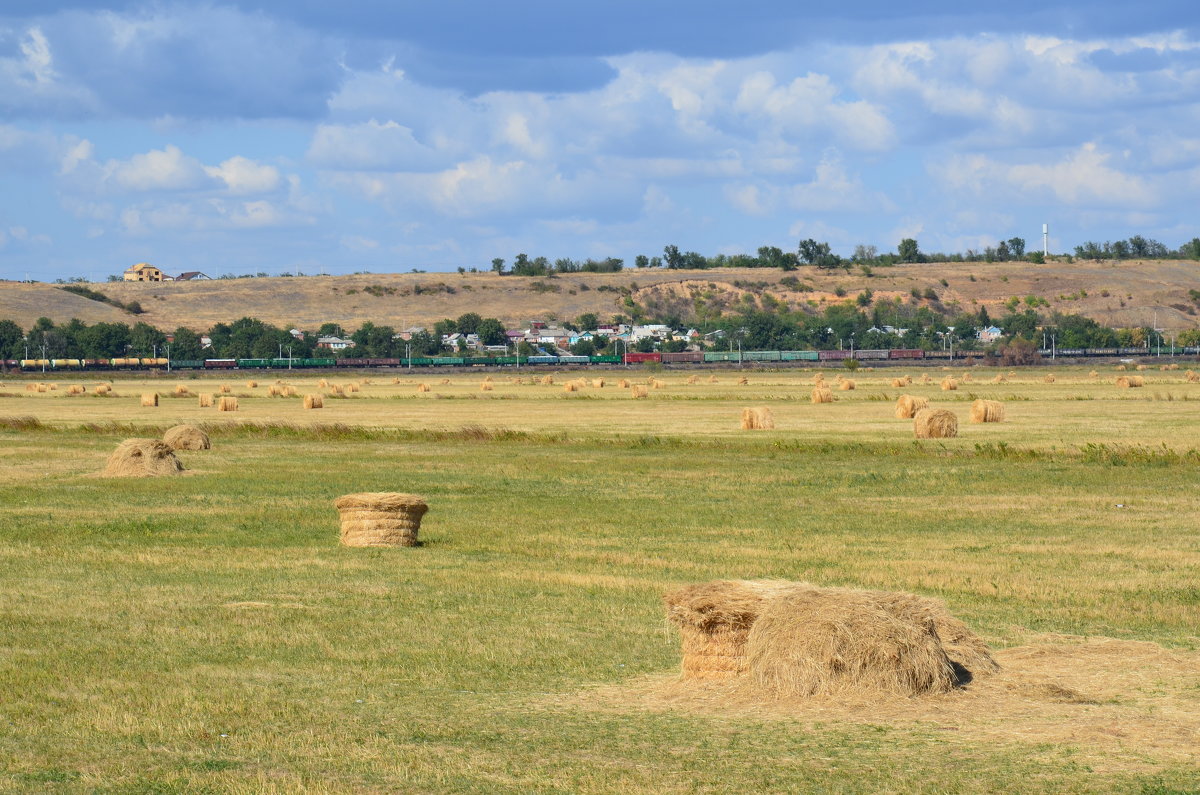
[392,377,401,385]
[894,394,928,419]
[1136,364,1148,371]
[940,377,958,391]
[318,378,329,388]
[914,408,958,439]
[173,384,189,397]
[709,375,718,383]
[838,379,855,391]
[334,492,428,547]
[217,396,238,411]
[24,383,36,392]
[1116,376,1145,388]
[345,383,360,393]
[198,393,213,407]
[593,378,605,388]
[651,378,665,389]
[246,380,258,388]
[267,384,283,397]
[630,385,649,399]
[811,386,833,404]
[618,379,630,388]
[100,438,185,477]
[891,378,906,388]
[970,399,1005,423]
[740,407,774,430]
[737,377,748,385]
[481,381,494,392]
[1089,370,1099,378]
[95,384,111,396]
[540,375,554,386]
[66,384,85,395]
[1188,371,1200,383]
[282,385,296,397]
[163,424,211,451]
[303,394,323,409]
[440,378,450,385]
[1044,374,1056,384]
[686,375,699,385]
[921,374,932,385]
[961,373,972,384]
[219,384,231,393]
[328,384,345,397]
[564,382,578,393]
[1115,365,1127,371]
[664,580,996,695]
[140,393,158,407]
[990,374,1005,384]
[417,383,430,393]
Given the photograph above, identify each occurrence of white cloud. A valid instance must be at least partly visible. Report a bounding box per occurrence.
[308,120,448,170]
[109,145,212,191]
[205,156,281,194]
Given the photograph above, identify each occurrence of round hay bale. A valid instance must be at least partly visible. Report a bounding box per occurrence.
[267,384,282,397]
[334,492,428,547]
[417,383,430,392]
[708,375,718,383]
[1136,364,1148,371]
[328,384,344,397]
[563,382,578,393]
[283,385,297,397]
[198,393,213,407]
[1116,364,1127,371]
[100,438,185,477]
[1131,375,1145,387]
[345,383,359,393]
[664,580,794,680]
[592,378,605,388]
[811,386,833,404]
[481,381,494,391]
[970,399,1005,423]
[891,378,906,388]
[744,589,958,698]
[940,377,958,391]
[440,378,450,385]
[618,378,630,388]
[838,379,855,391]
[163,424,211,451]
[990,374,1005,384]
[173,384,190,397]
[1044,374,1056,384]
[630,385,649,399]
[914,408,957,438]
[246,380,258,388]
[686,375,698,385]
[740,406,774,430]
[652,378,665,389]
[303,394,324,409]
[1187,371,1199,383]
[217,396,238,412]
[140,393,159,407]
[894,394,928,419]
[392,377,401,385]
[540,375,554,386]
[921,374,932,385]
[24,383,37,392]
[318,378,329,388]
[95,384,111,396]
[737,377,749,385]
[219,384,231,393]
[66,384,86,396]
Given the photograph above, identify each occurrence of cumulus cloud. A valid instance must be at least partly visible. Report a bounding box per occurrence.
[205,156,281,194]
[109,145,212,191]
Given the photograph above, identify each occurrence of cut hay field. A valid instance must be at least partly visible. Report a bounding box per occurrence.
[2,366,1199,793]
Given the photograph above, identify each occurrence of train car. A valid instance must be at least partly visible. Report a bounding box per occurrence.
[1056,348,1086,356]
[1088,348,1118,357]
[818,350,852,361]
[853,349,889,360]
[172,360,205,369]
[204,359,237,369]
[366,358,402,367]
[527,355,559,365]
[556,355,590,364]
[923,349,952,359]
[888,349,924,360]
[623,352,661,363]
[20,359,51,369]
[660,351,704,363]
[51,359,82,368]
[432,357,465,366]
[589,355,620,364]
[703,351,742,362]
[780,351,820,361]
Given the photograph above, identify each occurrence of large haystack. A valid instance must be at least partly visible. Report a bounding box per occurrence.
[891,378,906,388]
[417,383,430,393]
[198,393,213,407]
[894,394,929,419]
[940,377,958,391]
[100,438,185,477]
[140,393,158,407]
[1188,371,1200,383]
[95,384,111,396]
[630,385,649,399]
[564,382,578,393]
[970,400,1005,423]
[163,424,211,451]
[303,394,324,409]
[618,379,630,388]
[217,396,238,412]
[663,580,794,680]
[740,406,774,430]
[66,384,86,396]
[991,374,1005,384]
[914,408,958,439]
[737,377,749,386]
[334,492,428,547]
[481,381,494,392]
[811,386,833,404]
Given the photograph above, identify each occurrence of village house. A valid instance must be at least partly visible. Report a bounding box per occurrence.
[316,335,355,351]
[122,263,166,282]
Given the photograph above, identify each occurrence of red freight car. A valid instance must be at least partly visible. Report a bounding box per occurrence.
[623,352,662,363]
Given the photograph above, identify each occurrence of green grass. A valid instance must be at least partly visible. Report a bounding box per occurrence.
[2,371,1200,792]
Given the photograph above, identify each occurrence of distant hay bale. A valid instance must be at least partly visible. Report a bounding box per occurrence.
[618,378,630,388]
[95,384,111,396]
[219,384,231,393]
[894,394,928,419]
[329,384,344,397]
[838,379,855,391]
[970,399,1005,423]
[592,378,605,388]
[651,378,665,390]
[961,373,972,383]
[1187,371,1199,383]
[392,377,401,385]
[173,384,189,397]
[334,492,428,547]
[24,383,37,392]
[417,383,430,392]
[481,381,494,391]
[1116,365,1127,371]
[921,374,932,384]
[36,383,49,392]
[891,378,906,388]
[1133,375,1146,386]
[811,386,833,404]
[198,393,213,407]
[990,374,1005,384]
[66,384,85,396]
[1043,374,1056,383]
[140,393,159,407]
[737,377,749,385]
[282,385,297,397]
[740,406,775,430]
[48,384,57,390]
[267,384,283,397]
[1136,364,1148,371]
[345,383,360,393]
[914,408,957,439]
[812,374,825,384]
[1089,370,1099,378]
[303,394,324,409]
[540,375,554,386]
[1116,375,1145,388]
[564,382,578,393]
[903,375,913,385]
[687,375,699,385]
[709,375,718,383]
[163,424,211,451]
[630,385,649,399]
[100,438,184,478]
[217,396,238,411]
[483,375,493,383]
[1166,363,1180,371]
[440,378,450,385]
[940,377,958,391]
[318,378,329,388]
[663,580,793,680]
[246,380,258,388]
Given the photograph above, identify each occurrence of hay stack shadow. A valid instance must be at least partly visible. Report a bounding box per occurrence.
[334,492,428,547]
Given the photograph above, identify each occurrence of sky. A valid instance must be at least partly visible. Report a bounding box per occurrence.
[2,1,1199,281]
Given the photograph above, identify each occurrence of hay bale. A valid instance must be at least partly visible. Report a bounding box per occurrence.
[891,378,906,388]
[1136,364,1148,371]
[1116,364,1127,371]
[100,438,184,477]
[990,374,1005,384]
[894,394,928,419]
[246,380,258,388]
[304,394,324,409]
[663,580,793,680]
[198,393,213,407]
[564,382,578,393]
[440,378,450,385]
[811,386,833,404]
[630,385,648,399]
[618,379,630,388]
[219,384,231,393]
[961,373,972,383]
[217,396,238,411]
[812,374,825,384]
[651,378,665,389]
[686,375,699,385]
[921,374,932,385]
[392,377,401,385]
[329,384,345,397]
[345,383,360,393]
[838,379,855,391]
[737,377,748,385]
[417,383,430,392]
[1043,374,1056,384]
[1187,371,1199,383]
[172,384,189,397]
[49,383,57,390]
[1089,370,1099,378]
[1115,375,1145,388]
[282,385,297,397]
[709,375,718,383]
[267,384,282,397]
[740,406,775,430]
[95,384,111,396]
[940,377,958,391]
[745,589,958,698]
[541,375,554,386]
[593,378,605,388]
[334,492,428,547]
[318,378,329,388]
[914,408,957,439]
[163,424,211,451]
[140,393,159,407]
[481,381,494,391]
[1132,375,1145,387]
[970,399,1005,423]
[24,383,36,392]
[66,384,86,396]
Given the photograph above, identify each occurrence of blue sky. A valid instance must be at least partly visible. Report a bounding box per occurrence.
[1,1,1199,280]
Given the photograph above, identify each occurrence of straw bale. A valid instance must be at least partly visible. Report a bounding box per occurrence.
[95,384,111,396]
[970,399,1005,423]
[303,394,324,409]
[49,383,57,390]
[894,394,928,419]
[564,382,578,393]
[903,375,913,385]
[838,379,855,391]
[891,378,906,388]
[940,377,958,391]
[101,438,184,477]
[1116,365,1127,371]
[709,375,718,383]
[1136,364,1148,371]
[630,385,649,399]
[267,384,282,397]
[283,385,297,397]
[219,384,231,393]
[1132,375,1145,386]
[481,381,494,391]
[961,373,972,383]
[686,375,699,385]
[345,383,360,393]
[334,492,428,547]
[318,378,329,388]
[483,375,493,383]
[812,374,825,384]
[740,406,775,430]
[618,379,630,388]
[1116,376,1144,388]
[990,374,1005,384]
[1187,371,1199,383]
[541,375,554,385]
[329,384,344,397]
[36,383,48,392]
[663,580,794,680]
[811,386,833,404]
[24,383,36,392]
[914,408,957,439]
[737,377,748,385]
[66,384,85,395]
[392,377,401,384]
[593,378,605,388]
[217,396,238,411]
[163,424,211,451]
[441,378,451,385]
[1043,374,1056,383]
[417,383,430,392]
[246,380,258,388]
[1089,370,1099,378]
[198,393,213,407]
[140,393,159,407]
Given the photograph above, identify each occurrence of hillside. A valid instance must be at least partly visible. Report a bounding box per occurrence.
[2,259,1198,333]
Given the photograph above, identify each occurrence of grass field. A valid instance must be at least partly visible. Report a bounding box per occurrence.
[2,365,1199,793]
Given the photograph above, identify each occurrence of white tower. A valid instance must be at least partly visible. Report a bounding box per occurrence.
[1043,223,1049,257]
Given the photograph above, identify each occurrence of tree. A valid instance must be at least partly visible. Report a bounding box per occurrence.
[635,255,649,269]
[897,238,922,263]
[516,340,534,357]
[853,244,878,262]
[130,321,167,356]
[0,319,24,359]
[476,317,506,346]
[491,257,506,274]
[662,244,683,269]
[1181,238,1200,260]
[433,318,457,337]
[575,313,599,331]
[570,339,595,356]
[409,329,443,356]
[455,313,482,335]
[1007,237,1026,258]
[170,327,203,360]
[996,240,1011,261]
[798,239,839,268]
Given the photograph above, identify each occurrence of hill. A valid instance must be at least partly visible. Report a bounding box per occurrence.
[2,259,1198,333]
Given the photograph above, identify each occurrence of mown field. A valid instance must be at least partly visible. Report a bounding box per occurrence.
[1,364,1199,793]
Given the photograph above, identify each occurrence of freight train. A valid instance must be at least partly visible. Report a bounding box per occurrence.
[7,346,1191,372]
